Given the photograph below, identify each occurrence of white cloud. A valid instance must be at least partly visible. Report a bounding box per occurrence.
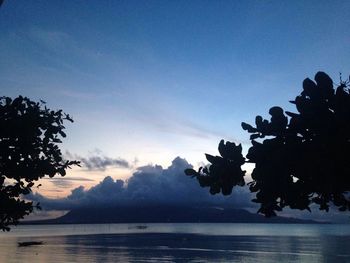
[28,157,253,210]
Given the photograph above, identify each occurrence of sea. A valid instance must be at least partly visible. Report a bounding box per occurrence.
[1,223,350,262]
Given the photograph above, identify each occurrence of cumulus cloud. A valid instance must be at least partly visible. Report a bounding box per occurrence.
[65,151,131,171]
[29,157,254,210]
[27,157,350,223]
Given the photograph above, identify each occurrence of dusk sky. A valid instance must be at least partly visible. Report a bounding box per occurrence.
[1,1,350,220]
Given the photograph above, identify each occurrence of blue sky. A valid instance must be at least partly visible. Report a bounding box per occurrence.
[1,1,350,206]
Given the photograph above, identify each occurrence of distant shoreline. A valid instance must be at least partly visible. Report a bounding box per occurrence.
[20,206,326,225]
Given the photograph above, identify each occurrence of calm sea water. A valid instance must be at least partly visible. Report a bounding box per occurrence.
[1,223,350,262]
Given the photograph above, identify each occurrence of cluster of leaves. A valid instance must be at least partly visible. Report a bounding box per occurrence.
[185,140,245,196]
[185,72,350,217]
[0,96,80,231]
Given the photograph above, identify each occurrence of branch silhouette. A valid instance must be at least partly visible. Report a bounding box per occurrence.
[185,72,350,217]
[0,96,80,231]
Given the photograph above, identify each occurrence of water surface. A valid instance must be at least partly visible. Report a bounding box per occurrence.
[1,223,349,262]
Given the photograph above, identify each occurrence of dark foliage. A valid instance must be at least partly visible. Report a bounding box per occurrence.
[0,96,79,231]
[185,72,350,217]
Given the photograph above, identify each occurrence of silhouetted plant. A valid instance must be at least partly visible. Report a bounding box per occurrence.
[0,96,79,231]
[185,72,350,217]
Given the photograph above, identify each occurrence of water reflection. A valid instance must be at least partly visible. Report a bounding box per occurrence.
[0,234,348,262]
[1,224,350,262]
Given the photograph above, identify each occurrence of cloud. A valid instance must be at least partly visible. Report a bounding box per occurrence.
[27,27,101,61]
[44,177,95,188]
[80,156,130,171]
[129,106,239,141]
[47,179,73,188]
[65,151,131,171]
[29,157,254,210]
[32,157,350,222]
[27,27,73,53]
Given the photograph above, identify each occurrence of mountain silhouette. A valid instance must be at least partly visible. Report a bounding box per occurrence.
[26,205,320,224]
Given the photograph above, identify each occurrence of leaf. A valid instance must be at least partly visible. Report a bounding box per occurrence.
[205,154,217,164]
[255,116,263,127]
[59,131,66,138]
[241,122,256,132]
[269,106,284,117]
[218,140,226,157]
[59,169,66,176]
[302,78,317,98]
[184,168,197,176]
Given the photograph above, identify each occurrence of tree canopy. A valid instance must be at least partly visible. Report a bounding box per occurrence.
[185,72,350,217]
[0,96,79,231]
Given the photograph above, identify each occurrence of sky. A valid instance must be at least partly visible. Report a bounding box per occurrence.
[1,1,350,221]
